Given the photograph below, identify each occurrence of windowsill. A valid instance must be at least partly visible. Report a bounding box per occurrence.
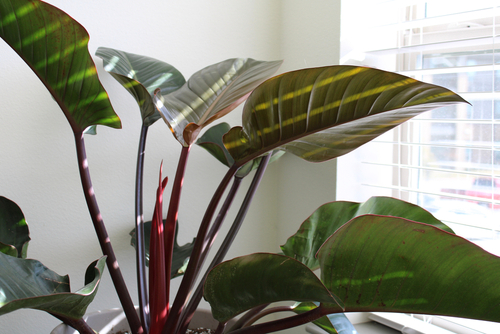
[369,312,500,334]
[306,312,500,334]
[306,320,400,334]
[368,313,455,334]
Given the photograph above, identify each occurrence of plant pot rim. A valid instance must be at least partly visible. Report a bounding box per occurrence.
[51,307,220,334]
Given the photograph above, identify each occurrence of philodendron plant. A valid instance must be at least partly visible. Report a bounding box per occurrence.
[2,1,500,334]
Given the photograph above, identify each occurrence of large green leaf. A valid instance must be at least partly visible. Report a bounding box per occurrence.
[0,254,106,319]
[0,0,121,132]
[95,47,186,126]
[223,66,468,165]
[203,253,342,323]
[0,197,29,258]
[129,220,194,278]
[281,196,452,270]
[293,302,357,334]
[153,58,282,146]
[318,215,500,322]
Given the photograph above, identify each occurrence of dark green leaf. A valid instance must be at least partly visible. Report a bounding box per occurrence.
[0,254,106,319]
[235,151,285,178]
[223,66,467,165]
[293,302,357,334]
[196,122,285,178]
[130,220,194,278]
[0,197,29,258]
[197,123,234,167]
[96,47,186,126]
[154,58,282,146]
[281,196,452,270]
[318,215,500,322]
[203,253,342,323]
[0,0,121,132]
[0,243,17,257]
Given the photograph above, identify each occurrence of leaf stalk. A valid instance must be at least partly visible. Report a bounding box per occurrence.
[53,314,96,334]
[74,132,143,334]
[164,145,191,317]
[178,155,272,333]
[135,124,150,332]
[229,304,335,334]
[162,164,239,334]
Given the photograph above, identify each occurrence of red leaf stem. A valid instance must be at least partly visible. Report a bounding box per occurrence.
[149,163,169,334]
[163,145,191,317]
[162,164,239,334]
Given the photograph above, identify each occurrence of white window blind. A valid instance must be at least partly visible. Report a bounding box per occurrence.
[338,1,500,332]
[338,0,500,254]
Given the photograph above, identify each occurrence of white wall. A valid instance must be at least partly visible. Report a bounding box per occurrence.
[276,0,341,241]
[0,1,340,333]
[274,2,341,333]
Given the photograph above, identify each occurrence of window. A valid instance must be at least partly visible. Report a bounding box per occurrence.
[338,1,500,332]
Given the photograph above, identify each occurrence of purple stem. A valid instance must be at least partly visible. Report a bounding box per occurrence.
[229,304,335,334]
[135,124,150,332]
[226,304,269,332]
[214,322,226,334]
[162,164,239,334]
[195,177,242,274]
[164,145,191,318]
[74,131,143,334]
[178,155,271,333]
[176,177,243,334]
[52,314,96,334]
[241,306,294,327]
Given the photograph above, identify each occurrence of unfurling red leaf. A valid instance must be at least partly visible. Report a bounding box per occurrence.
[149,166,168,334]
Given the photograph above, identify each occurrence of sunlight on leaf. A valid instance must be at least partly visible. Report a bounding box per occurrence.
[154,58,282,146]
[96,47,185,126]
[0,0,121,132]
[317,215,500,322]
[223,65,467,164]
[204,253,342,323]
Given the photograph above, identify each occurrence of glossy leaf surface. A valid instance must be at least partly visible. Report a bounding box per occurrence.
[281,196,452,270]
[96,47,186,126]
[293,302,357,334]
[223,66,467,164]
[0,0,121,132]
[154,58,282,146]
[0,254,106,318]
[203,253,341,323]
[0,197,29,258]
[318,215,500,321]
[130,220,194,278]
